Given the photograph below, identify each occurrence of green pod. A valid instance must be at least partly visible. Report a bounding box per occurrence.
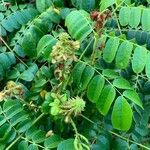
[87,75,105,103]
[115,41,133,69]
[72,62,86,88]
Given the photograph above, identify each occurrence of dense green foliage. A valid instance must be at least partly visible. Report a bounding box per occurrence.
[0,0,150,149]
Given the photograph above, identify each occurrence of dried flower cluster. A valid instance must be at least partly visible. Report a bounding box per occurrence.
[50,33,80,81]
[90,10,111,34]
[0,81,24,101]
[51,32,80,64]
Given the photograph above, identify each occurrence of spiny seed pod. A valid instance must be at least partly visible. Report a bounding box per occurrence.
[60,96,85,117]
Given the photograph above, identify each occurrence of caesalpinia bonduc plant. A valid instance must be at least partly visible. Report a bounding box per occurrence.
[1,0,150,149]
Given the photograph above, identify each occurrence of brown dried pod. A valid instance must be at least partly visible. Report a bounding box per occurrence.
[90,11,99,20]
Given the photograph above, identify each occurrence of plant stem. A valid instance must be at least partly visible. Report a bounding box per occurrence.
[111,6,122,35]
[5,135,22,150]
[70,119,78,135]
[111,0,126,15]
[80,114,95,124]
[110,131,150,150]
[32,113,45,125]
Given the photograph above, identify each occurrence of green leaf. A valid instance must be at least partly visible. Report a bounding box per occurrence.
[129,7,141,28]
[28,144,39,150]
[80,66,95,91]
[2,14,20,31]
[0,25,6,36]
[146,0,150,3]
[27,64,38,75]
[65,10,93,41]
[28,25,44,43]
[1,9,38,33]
[0,53,11,69]
[103,37,120,63]
[53,0,64,7]
[19,64,37,82]
[25,127,38,139]
[72,62,86,89]
[0,116,6,126]
[113,139,129,150]
[6,52,16,64]
[57,139,75,150]
[0,107,2,115]
[71,0,96,12]
[32,130,45,143]
[47,8,61,24]
[21,32,36,58]
[34,79,47,88]
[111,96,133,131]
[100,0,115,11]
[96,85,116,116]
[93,135,110,150]
[142,9,150,31]
[18,141,28,150]
[20,70,34,82]
[119,7,130,26]
[17,119,32,133]
[102,69,119,79]
[146,52,150,79]
[37,35,57,59]
[132,47,147,74]
[0,144,5,150]
[123,90,143,108]
[36,0,53,13]
[115,41,133,69]
[113,77,132,90]
[44,135,62,149]
[87,75,105,103]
